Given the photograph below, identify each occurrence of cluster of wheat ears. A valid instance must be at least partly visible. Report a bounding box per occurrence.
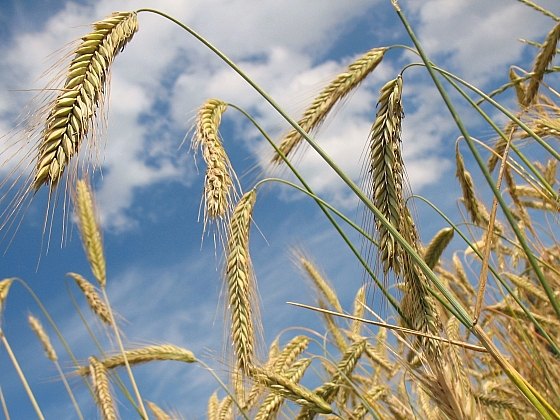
[1,1,560,419]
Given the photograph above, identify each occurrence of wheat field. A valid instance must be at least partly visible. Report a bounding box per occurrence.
[0,1,560,419]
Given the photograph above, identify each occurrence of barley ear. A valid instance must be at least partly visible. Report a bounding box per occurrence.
[34,12,138,192]
[89,356,117,420]
[74,178,106,287]
[271,47,387,164]
[523,20,560,106]
[226,190,259,374]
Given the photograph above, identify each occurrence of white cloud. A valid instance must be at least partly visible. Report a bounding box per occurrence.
[0,0,557,237]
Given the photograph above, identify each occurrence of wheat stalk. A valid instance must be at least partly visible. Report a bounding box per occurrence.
[271,47,387,164]
[89,356,117,420]
[34,12,138,192]
[68,272,111,325]
[76,344,196,375]
[226,189,259,374]
[74,178,106,287]
[191,99,237,234]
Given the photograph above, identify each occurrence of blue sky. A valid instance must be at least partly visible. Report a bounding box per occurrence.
[0,0,559,418]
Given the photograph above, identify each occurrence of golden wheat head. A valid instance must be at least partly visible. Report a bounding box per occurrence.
[34,11,138,192]
[74,178,106,287]
[366,76,405,275]
[271,47,387,165]
[191,99,237,234]
[226,189,259,374]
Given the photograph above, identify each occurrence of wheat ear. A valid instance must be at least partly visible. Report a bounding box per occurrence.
[207,391,219,420]
[68,272,111,325]
[226,190,259,374]
[76,344,196,375]
[423,227,454,270]
[366,76,405,275]
[271,47,387,164]
[192,99,236,232]
[523,21,560,106]
[28,313,84,420]
[28,315,57,362]
[296,339,366,419]
[254,358,313,420]
[145,400,174,420]
[89,356,117,420]
[272,335,311,374]
[34,12,138,191]
[296,252,342,312]
[74,178,106,287]
[249,366,332,415]
[0,279,14,313]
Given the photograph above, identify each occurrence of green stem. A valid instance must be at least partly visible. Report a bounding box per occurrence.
[412,195,560,355]
[226,103,404,316]
[135,8,473,329]
[253,176,405,319]
[395,6,560,418]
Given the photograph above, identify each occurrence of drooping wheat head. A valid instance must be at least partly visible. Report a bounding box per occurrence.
[271,47,387,165]
[364,77,442,357]
[455,141,500,231]
[0,12,137,249]
[423,227,454,270]
[35,12,138,192]
[74,178,106,287]
[523,20,560,107]
[191,99,237,237]
[365,76,405,275]
[68,272,112,325]
[28,314,57,362]
[226,189,260,374]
